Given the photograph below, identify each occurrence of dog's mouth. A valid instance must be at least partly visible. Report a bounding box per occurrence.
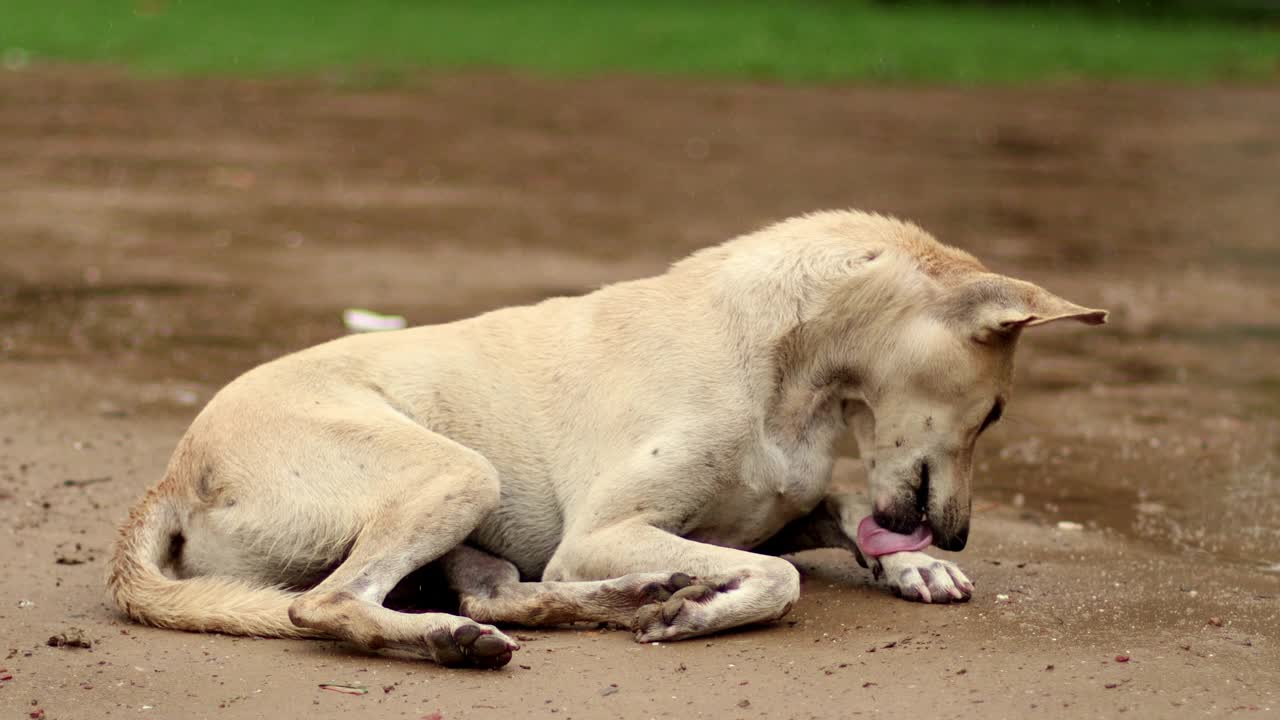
[930,518,969,552]
[856,515,933,557]
[867,503,969,552]
[867,461,969,552]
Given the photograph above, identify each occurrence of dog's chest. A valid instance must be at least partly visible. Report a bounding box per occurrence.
[689,439,833,549]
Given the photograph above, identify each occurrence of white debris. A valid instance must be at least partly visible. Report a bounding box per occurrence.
[172,389,199,406]
[17,599,34,609]
[3,48,30,72]
[343,308,407,333]
[995,594,1010,602]
[1056,521,1084,531]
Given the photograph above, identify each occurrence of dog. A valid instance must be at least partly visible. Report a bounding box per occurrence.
[107,210,1106,668]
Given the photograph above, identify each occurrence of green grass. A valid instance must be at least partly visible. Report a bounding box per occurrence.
[0,0,1276,84]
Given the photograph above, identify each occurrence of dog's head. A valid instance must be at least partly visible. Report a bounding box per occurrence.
[726,211,1107,551]
[855,273,1106,551]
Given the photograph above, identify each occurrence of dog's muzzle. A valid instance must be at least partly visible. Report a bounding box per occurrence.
[931,520,969,552]
[873,460,969,552]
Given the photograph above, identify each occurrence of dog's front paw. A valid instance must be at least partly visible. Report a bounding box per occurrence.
[631,574,721,642]
[874,551,973,604]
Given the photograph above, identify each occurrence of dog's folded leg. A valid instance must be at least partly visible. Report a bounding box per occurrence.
[543,522,800,643]
[755,492,974,603]
[285,428,519,668]
[441,545,700,629]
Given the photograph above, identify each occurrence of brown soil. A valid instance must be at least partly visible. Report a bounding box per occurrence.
[1,66,1278,719]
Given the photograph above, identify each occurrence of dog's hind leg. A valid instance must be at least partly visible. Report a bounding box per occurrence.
[285,425,519,668]
[441,545,700,629]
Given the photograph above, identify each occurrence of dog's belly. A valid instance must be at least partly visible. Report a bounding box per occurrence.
[686,489,821,549]
[467,480,565,579]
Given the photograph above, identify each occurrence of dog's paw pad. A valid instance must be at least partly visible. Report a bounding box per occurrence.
[466,634,515,669]
[429,624,518,668]
[661,584,713,622]
[637,571,697,603]
[633,582,719,642]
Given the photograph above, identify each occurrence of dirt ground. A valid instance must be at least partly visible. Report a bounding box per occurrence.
[1,66,1278,719]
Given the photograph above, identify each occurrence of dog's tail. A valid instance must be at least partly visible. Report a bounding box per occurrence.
[106,484,316,638]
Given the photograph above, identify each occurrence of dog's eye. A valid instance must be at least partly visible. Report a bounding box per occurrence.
[978,401,1003,434]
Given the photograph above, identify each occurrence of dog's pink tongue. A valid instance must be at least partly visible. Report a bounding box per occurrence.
[856,516,933,557]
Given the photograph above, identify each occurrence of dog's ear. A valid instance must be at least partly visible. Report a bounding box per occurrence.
[946,275,1107,342]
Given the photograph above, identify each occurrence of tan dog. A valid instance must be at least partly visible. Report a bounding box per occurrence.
[107,211,1106,668]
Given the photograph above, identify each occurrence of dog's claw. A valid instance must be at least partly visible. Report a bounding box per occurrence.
[912,580,933,604]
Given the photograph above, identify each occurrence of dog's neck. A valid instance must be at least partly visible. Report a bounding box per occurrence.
[763,324,860,444]
[684,241,927,446]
